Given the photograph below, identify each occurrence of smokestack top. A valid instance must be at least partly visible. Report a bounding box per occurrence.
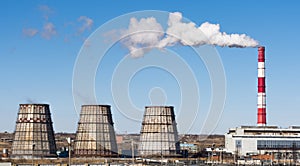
[81,104,111,107]
[258,46,265,62]
[145,106,174,108]
[20,103,49,106]
[258,46,265,51]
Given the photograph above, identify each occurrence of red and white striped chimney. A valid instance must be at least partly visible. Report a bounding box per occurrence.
[257,46,266,126]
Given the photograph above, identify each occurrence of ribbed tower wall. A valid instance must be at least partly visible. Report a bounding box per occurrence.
[139,106,180,157]
[74,105,118,157]
[11,104,57,158]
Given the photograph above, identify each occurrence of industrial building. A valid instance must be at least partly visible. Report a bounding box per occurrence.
[3,45,300,165]
[73,105,118,157]
[225,47,300,164]
[225,126,300,156]
[11,104,57,158]
[139,106,180,157]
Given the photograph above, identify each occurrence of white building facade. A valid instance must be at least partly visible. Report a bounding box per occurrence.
[225,126,300,157]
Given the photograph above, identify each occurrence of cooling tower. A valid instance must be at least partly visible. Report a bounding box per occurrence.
[139,106,180,157]
[74,105,118,156]
[11,104,57,158]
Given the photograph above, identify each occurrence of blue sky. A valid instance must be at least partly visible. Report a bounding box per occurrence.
[1,1,300,134]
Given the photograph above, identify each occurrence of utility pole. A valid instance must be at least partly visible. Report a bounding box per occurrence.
[220,148,223,164]
[67,137,72,166]
[131,139,135,165]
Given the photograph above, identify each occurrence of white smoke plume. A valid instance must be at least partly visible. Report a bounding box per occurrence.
[121,12,259,57]
[121,17,164,57]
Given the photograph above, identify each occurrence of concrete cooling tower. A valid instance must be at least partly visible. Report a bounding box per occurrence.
[11,104,57,158]
[139,106,180,157]
[74,105,118,157]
